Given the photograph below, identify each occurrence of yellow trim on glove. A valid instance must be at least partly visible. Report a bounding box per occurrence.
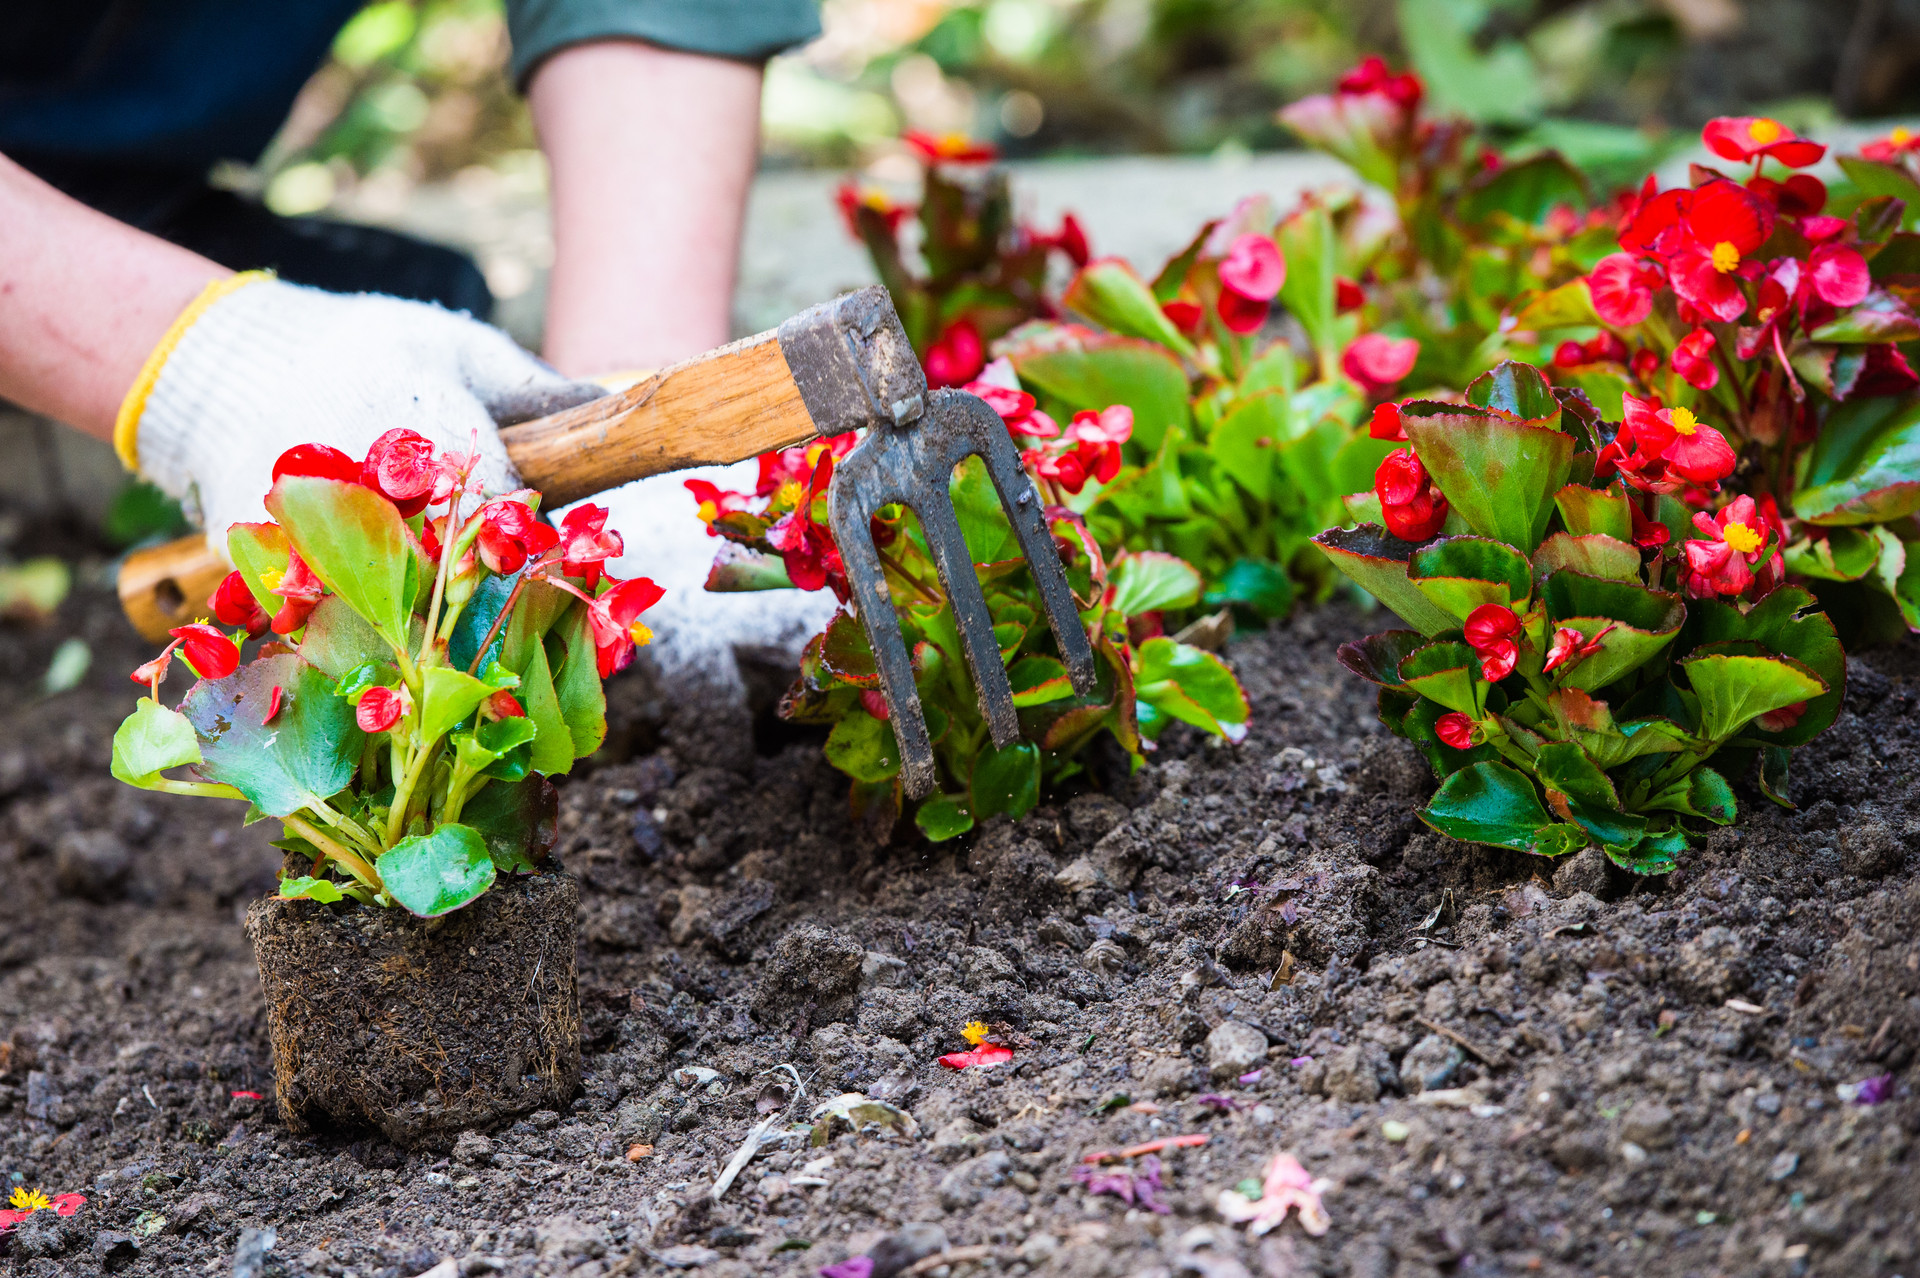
[113,270,273,471]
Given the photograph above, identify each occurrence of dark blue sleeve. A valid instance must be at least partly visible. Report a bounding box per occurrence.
[506,0,820,84]
[0,0,365,168]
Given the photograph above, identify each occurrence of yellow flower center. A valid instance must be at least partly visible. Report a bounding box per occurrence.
[1722,521,1763,554]
[1670,406,1700,436]
[1748,118,1782,144]
[696,500,717,523]
[775,480,804,509]
[8,1188,49,1212]
[259,569,284,591]
[962,1021,991,1046]
[1710,241,1741,273]
[1894,127,1914,145]
[628,621,653,647]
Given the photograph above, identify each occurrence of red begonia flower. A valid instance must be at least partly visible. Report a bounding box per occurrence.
[858,689,890,721]
[1374,448,1447,542]
[1861,126,1920,163]
[923,319,985,387]
[1027,446,1090,494]
[356,685,407,733]
[1463,604,1521,682]
[1215,287,1271,334]
[130,649,174,688]
[361,428,436,517]
[1702,117,1825,169]
[1628,499,1671,550]
[1747,173,1827,218]
[557,504,624,587]
[903,130,998,165]
[1369,402,1407,441]
[1543,623,1616,674]
[1337,55,1423,110]
[586,576,666,677]
[1808,243,1870,308]
[1162,299,1205,334]
[487,690,525,719]
[1335,277,1366,313]
[1587,252,1660,327]
[962,374,1060,441]
[1066,405,1133,485]
[1683,495,1773,597]
[169,623,239,680]
[1435,712,1476,750]
[766,452,846,597]
[1343,334,1420,394]
[474,500,559,575]
[210,570,270,639]
[1757,700,1808,732]
[834,182,909,239]
[1219,234,1286,302]
[272,443,361,486]
[1855,342,1920,397]
[269,547,326,635]
[1046,212,1092,267]
[429,448,480,505]
[1667,180,1775,322]
[683,479,752,539]
[1597,395,1737,493]
[1672,327,1720,390]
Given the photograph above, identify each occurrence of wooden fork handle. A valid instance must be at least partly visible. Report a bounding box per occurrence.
[117,287,926,640]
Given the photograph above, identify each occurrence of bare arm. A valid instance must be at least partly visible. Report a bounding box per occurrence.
[0,154,229,439]
[527,39,763,378]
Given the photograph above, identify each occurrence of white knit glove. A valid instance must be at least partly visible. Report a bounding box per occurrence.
[119,275,603,549]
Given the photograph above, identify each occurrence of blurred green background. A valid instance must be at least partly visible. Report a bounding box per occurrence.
[254,0,1920,219]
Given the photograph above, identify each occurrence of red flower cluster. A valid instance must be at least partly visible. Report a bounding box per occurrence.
[1023,405,1134,495]
[1464,604,1521,681]
[924,319,986,387]
[1336,55,1423,111]
[767,448,847,596]
[903,131,998,166]
[1374,448,1447,541]
[1595,395,1736,495]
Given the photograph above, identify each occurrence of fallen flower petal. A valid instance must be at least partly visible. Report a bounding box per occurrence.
[818,1255,875,1278]
[230,1091,263,1100]
[1215,1152,1332,1237]
[1852,1074,1895,1105]
[1193,1093,1242,1111]
[262,686,284,725]
[1238,1069,1264,1086]
[1074,1154,1171,1214]
[938,1044,1013,1070]
[1083,1133,1211,1163]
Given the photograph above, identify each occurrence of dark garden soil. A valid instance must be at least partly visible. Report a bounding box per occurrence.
[4,519,1920,1278]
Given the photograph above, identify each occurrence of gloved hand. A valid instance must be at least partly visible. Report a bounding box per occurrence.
[116,273,605,549]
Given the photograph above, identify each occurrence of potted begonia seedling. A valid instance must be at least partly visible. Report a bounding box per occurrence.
[110,430,660,1144]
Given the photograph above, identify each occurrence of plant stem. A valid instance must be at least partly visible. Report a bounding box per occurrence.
[467,567,537,675]
[144,779,247,801]
[877,548,942,605]
[284,812,383,892]
[386,741,440,846]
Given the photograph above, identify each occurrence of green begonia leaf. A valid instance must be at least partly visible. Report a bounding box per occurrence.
[915,794,975,842]
[1419,760,1584,857]
[1682,653,1827,743]
[971,739,1041,822]
[1532,741,1647,850]
[1553,482,1635,542]
[1208,392,1286,503]
[1133,637,1249,740]
[1541,570,1685,690]
[111,698,203,789]
[1465,361,1560,423]
[226,521,291,620]
[1203,559,1295,617]
[549,607,607,759]
[825,708,901,783]
[1408,535,1533,621]
[418,666,493,744]
[1060,258,1199,361]
[1313,525,1458,636]
[1792,396,1920,526]
[274,875,345,904]
[1009,333,1193,454]
[265,475,415,646]
[1397,640,1481,715]
[1643,767,1737,825]
[1107,552,1204,616]
[1009,655,1075,706]
[462,777,558,873]
[1530,533,1641,582]
[1683,586,1845,746]
[180,653,361,818]
[1336,630,1425,686]
[1405,414,1573,553]
[377,823,496,917]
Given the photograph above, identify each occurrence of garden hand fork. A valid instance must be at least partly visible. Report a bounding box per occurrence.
[117,286,1098,799]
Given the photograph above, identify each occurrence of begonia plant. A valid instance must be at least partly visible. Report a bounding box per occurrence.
[689,398,1248,841]
[837,131,1089,387]
[110,431,657,916]
[1542,116,1920,637]
[1317,360,1843,873]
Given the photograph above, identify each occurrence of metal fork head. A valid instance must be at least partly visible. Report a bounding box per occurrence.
[828,388,1100,799]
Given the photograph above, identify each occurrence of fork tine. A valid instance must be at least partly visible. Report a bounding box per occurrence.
[831,503,939,799]
[942,393,1100,697]
[914,483,1022,749]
